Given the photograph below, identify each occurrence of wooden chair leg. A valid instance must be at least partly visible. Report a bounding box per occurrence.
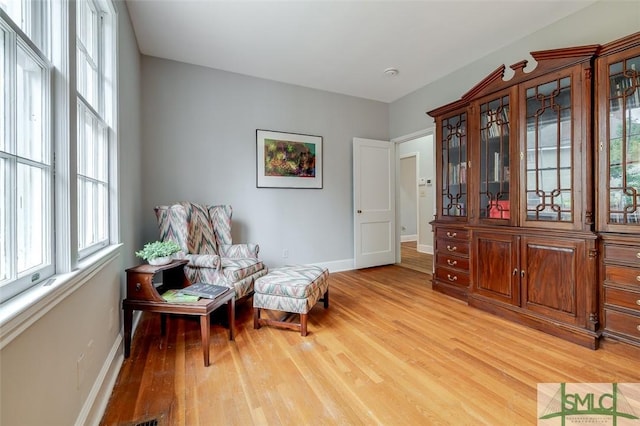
[253,307,261,329]
[228,297,236,341]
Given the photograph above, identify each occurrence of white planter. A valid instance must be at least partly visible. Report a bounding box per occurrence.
[148,256,172,266]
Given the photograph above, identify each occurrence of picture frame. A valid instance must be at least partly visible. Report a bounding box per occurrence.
[256,129,323,189]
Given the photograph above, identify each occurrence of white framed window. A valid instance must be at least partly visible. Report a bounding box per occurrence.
[76,0,115,258]
[0,0,118,304]
[0,9,54,301]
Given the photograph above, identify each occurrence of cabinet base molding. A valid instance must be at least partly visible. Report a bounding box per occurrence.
[601,333,640,348]
[469,295,600,349]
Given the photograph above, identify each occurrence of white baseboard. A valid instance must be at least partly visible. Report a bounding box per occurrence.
[401,234,418,242]
[76,333,124,426]
[312,258,354,273]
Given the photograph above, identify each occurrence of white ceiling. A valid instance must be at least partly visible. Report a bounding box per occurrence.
[125,0,597,103]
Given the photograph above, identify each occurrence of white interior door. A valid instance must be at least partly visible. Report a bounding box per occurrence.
[353,138,395,269]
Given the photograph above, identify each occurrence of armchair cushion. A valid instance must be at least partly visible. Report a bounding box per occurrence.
[221,258,265,282]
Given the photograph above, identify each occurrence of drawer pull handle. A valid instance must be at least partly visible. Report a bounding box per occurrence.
[637,276,640,282]
[637,325,640,332]
[446,231,457,238]
[447,245,457,252]
[447,259,458,266]
[447,274,457,282]
[637,252,640,259]
[637,299,640,306]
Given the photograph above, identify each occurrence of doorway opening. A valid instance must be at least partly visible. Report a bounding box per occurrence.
[393,129,435,275]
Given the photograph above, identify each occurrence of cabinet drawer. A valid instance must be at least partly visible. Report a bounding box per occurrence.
[604,265,640,288]
[604,287,640,313]
[605,309,640,339]
[435,267,470,287]
[435,227,469,241]
[604,244,640,263]
[436,238,470,256]
[435,252,469,271]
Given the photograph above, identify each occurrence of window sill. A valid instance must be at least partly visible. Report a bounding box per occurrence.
[0,244,123,350]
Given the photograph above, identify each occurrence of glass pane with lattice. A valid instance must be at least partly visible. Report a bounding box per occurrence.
[441,113,467,217]
[479,95,510,220]
[524,77,573,222]
[608,55,640,225]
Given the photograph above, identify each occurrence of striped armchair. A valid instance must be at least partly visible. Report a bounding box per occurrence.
[154,202,267,299]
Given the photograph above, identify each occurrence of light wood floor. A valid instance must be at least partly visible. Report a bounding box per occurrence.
[101,266,640,426]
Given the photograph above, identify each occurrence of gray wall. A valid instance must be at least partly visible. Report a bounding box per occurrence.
[119,2,144,271]
[390,0,640,139]
[140,57,389,270]
[399,156,418,237]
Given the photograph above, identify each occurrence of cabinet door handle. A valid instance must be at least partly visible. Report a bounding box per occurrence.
[447,259,458,266]
[512,268,518,276]
[447,274,458,282]
[136,283,141,291]
[446,231,457,238]
[446,245,457,252]
[521,270,525,278]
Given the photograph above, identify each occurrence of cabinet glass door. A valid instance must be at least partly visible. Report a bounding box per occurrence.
[441,112,467,217]
[607,55,640,226]
[524,77,573,223]
[479,95,510,220]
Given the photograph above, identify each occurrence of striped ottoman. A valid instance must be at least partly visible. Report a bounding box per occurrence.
[253,265,329,336]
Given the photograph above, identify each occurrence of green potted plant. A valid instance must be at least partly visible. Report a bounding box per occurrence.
[135,240,181,265]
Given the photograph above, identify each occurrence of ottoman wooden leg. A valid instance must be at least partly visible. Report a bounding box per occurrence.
[323,288,329,308]
[300,313,308,336]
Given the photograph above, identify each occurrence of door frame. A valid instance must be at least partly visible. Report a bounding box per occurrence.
[391,127,435,264]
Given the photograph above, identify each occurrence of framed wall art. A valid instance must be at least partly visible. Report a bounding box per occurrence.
[256,129,323,189]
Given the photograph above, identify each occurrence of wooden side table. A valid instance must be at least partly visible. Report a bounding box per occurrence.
[123,259,235,366]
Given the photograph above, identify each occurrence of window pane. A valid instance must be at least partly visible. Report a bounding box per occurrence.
[17,162,47,273]
[0,0,24,34]
[16,45,45,163]
[97,122,107,180]
[97,181,107,241]
[0,157,7,282]
[0,28,5,152]
[76,0,98,110]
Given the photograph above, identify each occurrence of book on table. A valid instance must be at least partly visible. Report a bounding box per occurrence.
[162,289,200,303]
[179,282,229,299]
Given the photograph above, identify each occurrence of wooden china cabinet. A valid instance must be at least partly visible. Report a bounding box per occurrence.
[429,44,602,348]
[595,33,640,347]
